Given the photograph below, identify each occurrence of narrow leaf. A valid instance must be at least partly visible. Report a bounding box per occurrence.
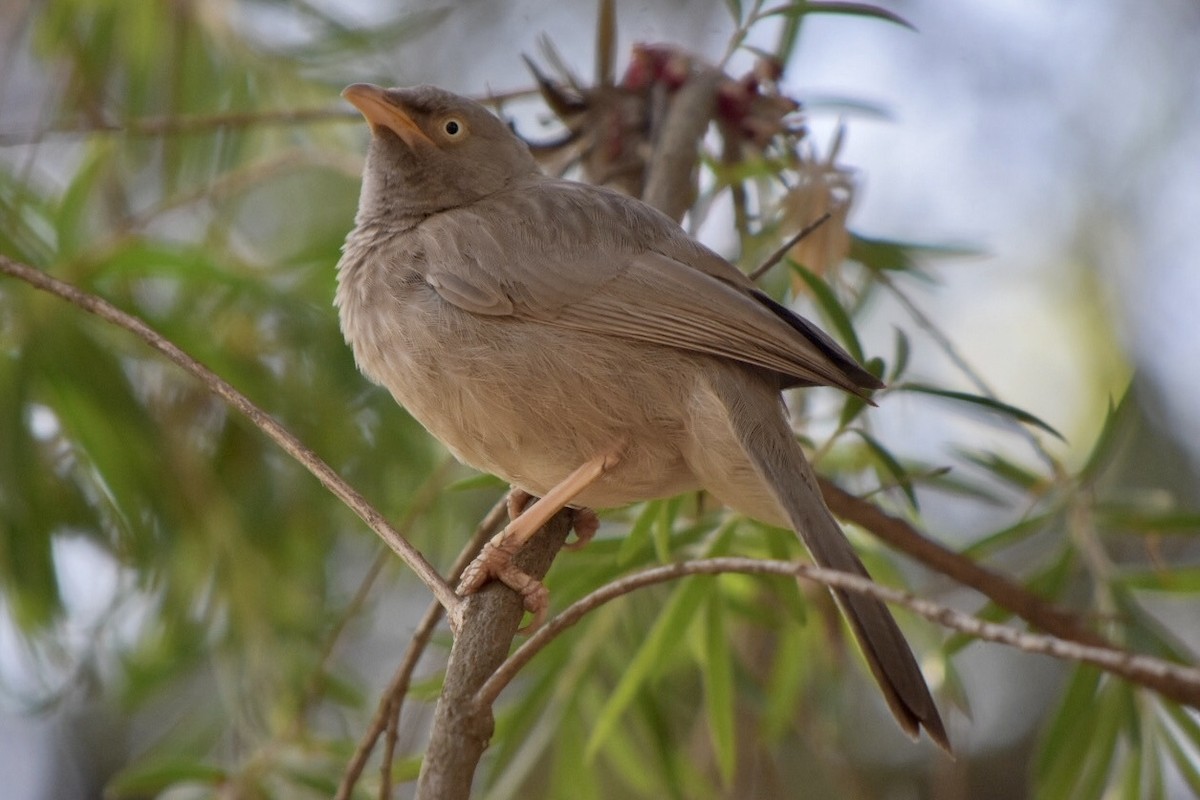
[852,429,918,510]
[586,577,709,759]
[850,232,980,272]
[757,2,916,31]
[105,759,227,798]
[902,383,1065,440]
[653,496,682,563]
[956,448,1049,493]
[789,261,865,362]
[1098,507,1200,536]
[1116,567,1200,593]
[702,592,737,784]
[1080,387,1133,481]
[890,327,911,381]
[617,500,659,565]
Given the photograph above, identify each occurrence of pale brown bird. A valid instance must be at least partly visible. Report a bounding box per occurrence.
[336,83,948,750]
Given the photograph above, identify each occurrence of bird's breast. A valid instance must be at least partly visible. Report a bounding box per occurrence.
[335,251,702,507]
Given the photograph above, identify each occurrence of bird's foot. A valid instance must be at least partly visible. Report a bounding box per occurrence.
[458,538,549,632]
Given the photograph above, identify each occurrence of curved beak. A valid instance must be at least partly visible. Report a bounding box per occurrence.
[342,83,434,148]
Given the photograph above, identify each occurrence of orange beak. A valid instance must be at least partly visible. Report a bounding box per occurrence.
[342,83,434,148]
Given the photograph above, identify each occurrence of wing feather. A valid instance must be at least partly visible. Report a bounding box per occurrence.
[410,179,878,394]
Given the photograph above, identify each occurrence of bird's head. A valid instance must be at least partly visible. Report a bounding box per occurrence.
[343,83,540,223]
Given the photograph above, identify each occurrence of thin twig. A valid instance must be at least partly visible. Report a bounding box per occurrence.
[334,495,508,800]
[0,107,357,145]
[476,558,1200,710]
[0,87,543,146]
[747,211,833,281]
[0,256,462,616]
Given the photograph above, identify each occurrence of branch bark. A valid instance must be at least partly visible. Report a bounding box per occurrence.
[640,69,722,221]
[334,495,507,800]
[416,512,572,800]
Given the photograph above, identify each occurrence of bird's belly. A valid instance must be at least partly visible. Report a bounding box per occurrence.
[356,302,703,508]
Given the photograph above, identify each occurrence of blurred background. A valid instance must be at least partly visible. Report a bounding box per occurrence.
[1,0,1199,798]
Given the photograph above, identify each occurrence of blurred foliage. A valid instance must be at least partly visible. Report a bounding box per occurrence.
[1,1,1198,799]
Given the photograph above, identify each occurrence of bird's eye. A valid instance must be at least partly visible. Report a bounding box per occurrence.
[442,118,465,137]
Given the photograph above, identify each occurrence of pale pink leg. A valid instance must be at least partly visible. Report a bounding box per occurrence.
[458,441,626,631]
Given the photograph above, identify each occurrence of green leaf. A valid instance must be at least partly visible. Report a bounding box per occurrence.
[1080,387,1133,481]
[653,496,682,563]
[901,383,1065,441]
[851,429,918,510]
[1098,507,1200,536]
[956,448,1050,493]
[586,576,710,759]
[849,232,980,272]
[1036,666,1103,793]
[837,391,869,429]
[617,501,659,565]
[789,261,865,362]
[105,757,227,798]
[702,591,736,785]
[1116,747,1143,800]
[1116,567,1200,593]
[761,621,807,739]
[762,525,807,625]
[756,2,917,31]
[55,143,112,260]
[889,327,911,382]
[961,512,1053,560]
[1159,703,1200,797]
[444,472,507,493]
[1070,682,1126,799]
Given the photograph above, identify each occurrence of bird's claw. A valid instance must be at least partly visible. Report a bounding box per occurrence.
[457,539,549,633]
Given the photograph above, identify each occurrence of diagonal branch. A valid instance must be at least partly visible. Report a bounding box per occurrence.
[0,255,461,616]
[415,511,573,800]
[817,477,1107,647]
[476,558,1200,711]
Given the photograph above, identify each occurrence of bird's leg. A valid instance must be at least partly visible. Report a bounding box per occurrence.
[458,440,627,631]
[565,507,600,550]
[511,486,596,550]
[507,487,535,520]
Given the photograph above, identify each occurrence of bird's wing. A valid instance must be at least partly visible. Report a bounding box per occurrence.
[412,180,879,393]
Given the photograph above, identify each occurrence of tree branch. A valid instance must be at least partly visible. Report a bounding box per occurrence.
[0,255,461,616]
[817,477,1106,647]
[641,69,723,222]
[415,511,572,800]
[476,558,1200,711]
[332,495,508,800]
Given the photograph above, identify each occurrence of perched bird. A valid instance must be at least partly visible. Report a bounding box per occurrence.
[336,83,948,750]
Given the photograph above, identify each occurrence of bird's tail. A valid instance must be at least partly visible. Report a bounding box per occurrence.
[710,373,950,752]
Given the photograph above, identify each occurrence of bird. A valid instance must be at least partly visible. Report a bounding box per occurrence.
[336,82,948,751]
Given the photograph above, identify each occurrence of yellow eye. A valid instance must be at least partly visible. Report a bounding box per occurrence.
[442,118,465,138]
